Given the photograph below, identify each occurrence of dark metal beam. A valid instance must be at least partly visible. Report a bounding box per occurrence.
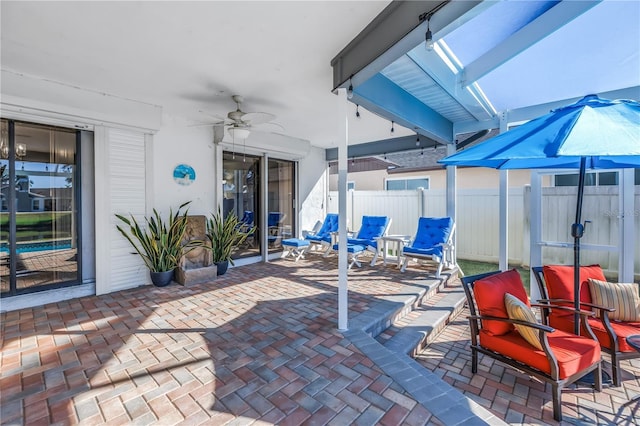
[325,134,438,161]
[331,1,482,91]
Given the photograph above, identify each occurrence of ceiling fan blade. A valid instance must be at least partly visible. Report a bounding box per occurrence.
[198,110,229,122]
[242,112,275,125]
[187,121,225,128]
[254,121,285,132]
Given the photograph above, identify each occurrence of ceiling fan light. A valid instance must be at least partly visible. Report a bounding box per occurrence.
[228,127,251,140]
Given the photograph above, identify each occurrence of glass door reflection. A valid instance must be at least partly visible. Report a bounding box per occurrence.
[267,158,295,253]
[222,151,261,259]
[1,120,79,295]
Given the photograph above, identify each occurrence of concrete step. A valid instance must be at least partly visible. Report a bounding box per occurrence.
[347,268,505,425]
[343,328,505,426]
[349,270,457,337]
[382,284,467,356]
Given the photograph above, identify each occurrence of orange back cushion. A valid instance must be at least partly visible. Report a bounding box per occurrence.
[474,269,529,336]
[542,264,605,305]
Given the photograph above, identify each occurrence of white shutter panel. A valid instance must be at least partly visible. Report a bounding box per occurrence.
[108,128,148,291]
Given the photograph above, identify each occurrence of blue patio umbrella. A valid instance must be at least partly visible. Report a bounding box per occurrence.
[439,95,640,334]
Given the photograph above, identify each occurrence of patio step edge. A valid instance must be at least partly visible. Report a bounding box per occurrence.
[382,289,467,356]
[342,328,507,426]
[349,273,452,337]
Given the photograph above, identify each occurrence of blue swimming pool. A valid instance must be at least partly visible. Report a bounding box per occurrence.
[0,239,72,254]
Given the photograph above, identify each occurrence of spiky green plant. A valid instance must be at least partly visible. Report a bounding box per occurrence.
[206,208,256,265]
[115,202,194,272]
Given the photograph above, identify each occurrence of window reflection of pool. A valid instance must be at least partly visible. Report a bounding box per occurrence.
[0,239,72,254]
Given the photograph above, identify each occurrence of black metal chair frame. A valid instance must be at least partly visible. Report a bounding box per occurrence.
[532,266,640,387]
[462,270,602,422]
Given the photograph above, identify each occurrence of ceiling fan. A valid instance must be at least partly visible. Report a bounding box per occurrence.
[204,95,282,140]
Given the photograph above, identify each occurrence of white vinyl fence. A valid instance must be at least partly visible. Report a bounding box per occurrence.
[328,187,640,278]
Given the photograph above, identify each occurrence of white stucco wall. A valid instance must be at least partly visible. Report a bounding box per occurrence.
[151,123,217,217]
[297,146,328,235]
[0,73,343,306]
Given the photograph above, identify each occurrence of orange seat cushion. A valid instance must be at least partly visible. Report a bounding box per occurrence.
[543,264,606,311]
[549,313,640,353]
[474,269,528,336]
[479,329,601,379]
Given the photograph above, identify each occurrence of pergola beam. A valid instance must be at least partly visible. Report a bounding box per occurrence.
[454,86,640,135]
[462,1,601,86]
[331,1,484,91]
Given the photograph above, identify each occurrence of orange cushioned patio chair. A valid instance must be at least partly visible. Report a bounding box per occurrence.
[462,269,602,422]
[533,265,640,387]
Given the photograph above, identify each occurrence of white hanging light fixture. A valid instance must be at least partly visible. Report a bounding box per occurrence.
[419,1,449,52]
[228,126,251,140]
[0,122,8,159]
[0,123,26,159]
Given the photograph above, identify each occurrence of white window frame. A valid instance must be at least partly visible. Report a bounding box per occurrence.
[32,198,42,211]
[384,176,430,191]
[552,170,620,187]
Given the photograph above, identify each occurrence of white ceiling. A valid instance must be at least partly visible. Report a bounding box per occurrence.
[1,1,414,148]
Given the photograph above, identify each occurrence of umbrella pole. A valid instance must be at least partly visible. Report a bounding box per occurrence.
[571,157,587,335]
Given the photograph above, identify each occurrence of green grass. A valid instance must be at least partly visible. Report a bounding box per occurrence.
[0,212,72,240]
[458,259,530,293]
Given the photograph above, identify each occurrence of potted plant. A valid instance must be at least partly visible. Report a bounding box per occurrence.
[206,208,256,275]
[115,202,196,286]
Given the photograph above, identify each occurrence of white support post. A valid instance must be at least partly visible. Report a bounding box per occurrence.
[619,169,635,282]
[529,171,543,301]
[445,144,456,219]
[213,140,224,211]
[337,88,349,331]
[261,153,268,262]
[446,143,456,264]
[498,112,508,271]
[499,170,508,271]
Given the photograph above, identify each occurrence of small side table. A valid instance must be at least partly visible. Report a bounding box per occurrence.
[626,336,640,404]
[380,235,411,268]
[627,335,640,352]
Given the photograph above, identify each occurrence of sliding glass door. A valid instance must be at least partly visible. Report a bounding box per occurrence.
[222,151,296,260]
[222,151,261,259]
[1,120,80,296]
[267,158,295,253]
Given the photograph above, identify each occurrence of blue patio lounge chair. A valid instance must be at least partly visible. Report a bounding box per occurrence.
[267,212,286,246]
[400,217,456,278]
[237,210,255,247]
[333,215,391,267]
[239,210,254,228]
[304,213,339,255]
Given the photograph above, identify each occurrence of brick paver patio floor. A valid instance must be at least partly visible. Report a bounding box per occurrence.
[417,306,640,425]
[1,257,443,425]
[1,256,639,425]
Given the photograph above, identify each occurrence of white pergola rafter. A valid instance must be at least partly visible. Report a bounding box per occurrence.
[461,1,601,87]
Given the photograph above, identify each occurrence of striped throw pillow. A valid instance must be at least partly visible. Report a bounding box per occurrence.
[504,293,543,350]
[588,279,640,322]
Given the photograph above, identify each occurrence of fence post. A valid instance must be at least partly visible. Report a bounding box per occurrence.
[620,169,635,282]
[529,172,543,301]
[420,188,427,217]
[350,189,355,232]
[522,185,531,267]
